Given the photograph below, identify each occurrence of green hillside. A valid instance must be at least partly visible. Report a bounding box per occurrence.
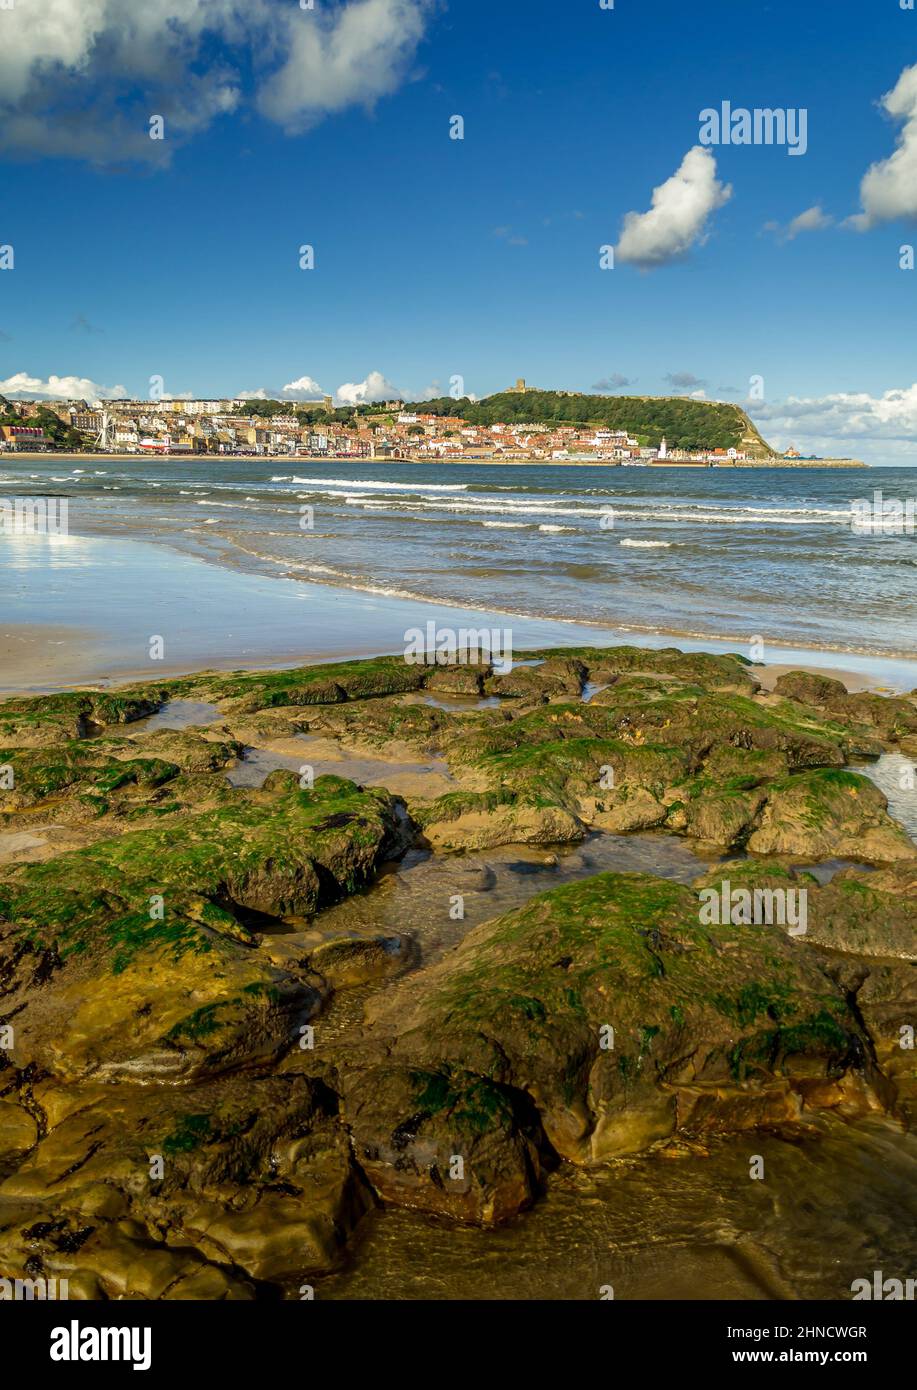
[409,390,774,456]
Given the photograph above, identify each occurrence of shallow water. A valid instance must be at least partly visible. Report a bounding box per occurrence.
[226,736,452,790]
[316,1116,917,1301]
[293,824,917,1302]
[854,752,917,839]
[127,698,220,733]
[4,460,917,688]
[299,831,710,1054]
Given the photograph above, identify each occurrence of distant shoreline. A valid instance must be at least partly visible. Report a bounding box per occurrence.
[1,451,867,468]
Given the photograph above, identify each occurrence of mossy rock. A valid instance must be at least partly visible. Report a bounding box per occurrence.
[339,871,870,1221]
[774,671,917,744]
[0,1073,366,1286]
[426,666,486,696]
[308,696,458,752]
[196,655,427,712]
[0,777,407,1082]
[485,658,587,701]
[749,769,917,863]
[804,864,917,960]
[0,687,168,748]
[666,784,767,848]
[419,789,583,851]
[0,745,190,827]
[527,645,759,696]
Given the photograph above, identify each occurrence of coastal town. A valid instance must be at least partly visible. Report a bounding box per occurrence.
[0,381,862,466]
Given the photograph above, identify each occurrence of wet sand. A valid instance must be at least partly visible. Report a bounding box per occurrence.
[2,617,905,699]
[0,623,108,692]
[3,530,917,695]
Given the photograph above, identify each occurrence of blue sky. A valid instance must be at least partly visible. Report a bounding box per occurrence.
[1,0,916,460]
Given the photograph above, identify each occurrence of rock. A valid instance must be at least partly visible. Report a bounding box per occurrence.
[0,777,408,1083]
[590,786,668,832]
[485,658,587,701]
[774,671,849,705]
[342,1063,544,1224]
[202,655,427,712]
[309,934,416,988]
[304,696,454,756]
[0,1073,360,1288]
[849,962,917,1124]
[546,645,760,696]
[112,729,242,773]
[667,786,767,849]
[2,644,916,1284]
[426,667,487,696]
[0,745,181,817]
[805,863,917,959]
[701,746,790,783]
[0,688,165,749]
[774,672,917,744]
[748,769,917,864]
[449,862,497,892]
[420,793,584,851]
[0,1099,39,1157]
[337,872,872,1223]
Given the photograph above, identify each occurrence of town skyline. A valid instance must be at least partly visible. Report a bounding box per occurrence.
[0,380,863,466]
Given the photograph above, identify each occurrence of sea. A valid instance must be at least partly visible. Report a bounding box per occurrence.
[1,456,915,689]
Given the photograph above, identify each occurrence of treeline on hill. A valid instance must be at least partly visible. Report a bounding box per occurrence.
[231,389,767,452]
[0,404,84,451]
[236,400,392,429]
[411,391,756,451]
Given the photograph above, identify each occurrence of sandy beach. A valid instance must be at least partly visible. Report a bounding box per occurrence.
[1,619,904,700]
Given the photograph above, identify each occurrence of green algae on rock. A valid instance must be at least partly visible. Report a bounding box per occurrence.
[0,645,914,1292]
[0,776,410,1083]
[338,871,877,1223]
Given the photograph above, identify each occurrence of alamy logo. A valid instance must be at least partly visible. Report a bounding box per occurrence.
[698,879,807,936]
[0,1275,69,1300]
[851,489,916,536]
[404,622,513,674]
[50,1320,151,1371]
[850,1271,916,1300]
[0,496,69,536]
[699,102,808,156]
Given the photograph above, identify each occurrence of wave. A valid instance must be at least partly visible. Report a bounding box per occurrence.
[620,539,673,548]
[273,475,469,492]
[323,494,853,524]
[217,541,916,663]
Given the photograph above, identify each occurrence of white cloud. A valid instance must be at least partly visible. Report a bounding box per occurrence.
[764,205,834,242]
[238,376,325,403]
[0,371,127,400]
[751,383,917,462]
[849,63,917,230]
[615,146,732,269]
[258,0,431,130]
[0,0,432,162]
[281,376,325,401]
[335,370,400,405]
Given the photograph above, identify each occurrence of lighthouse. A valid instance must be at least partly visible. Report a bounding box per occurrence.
[658,435,668,460]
